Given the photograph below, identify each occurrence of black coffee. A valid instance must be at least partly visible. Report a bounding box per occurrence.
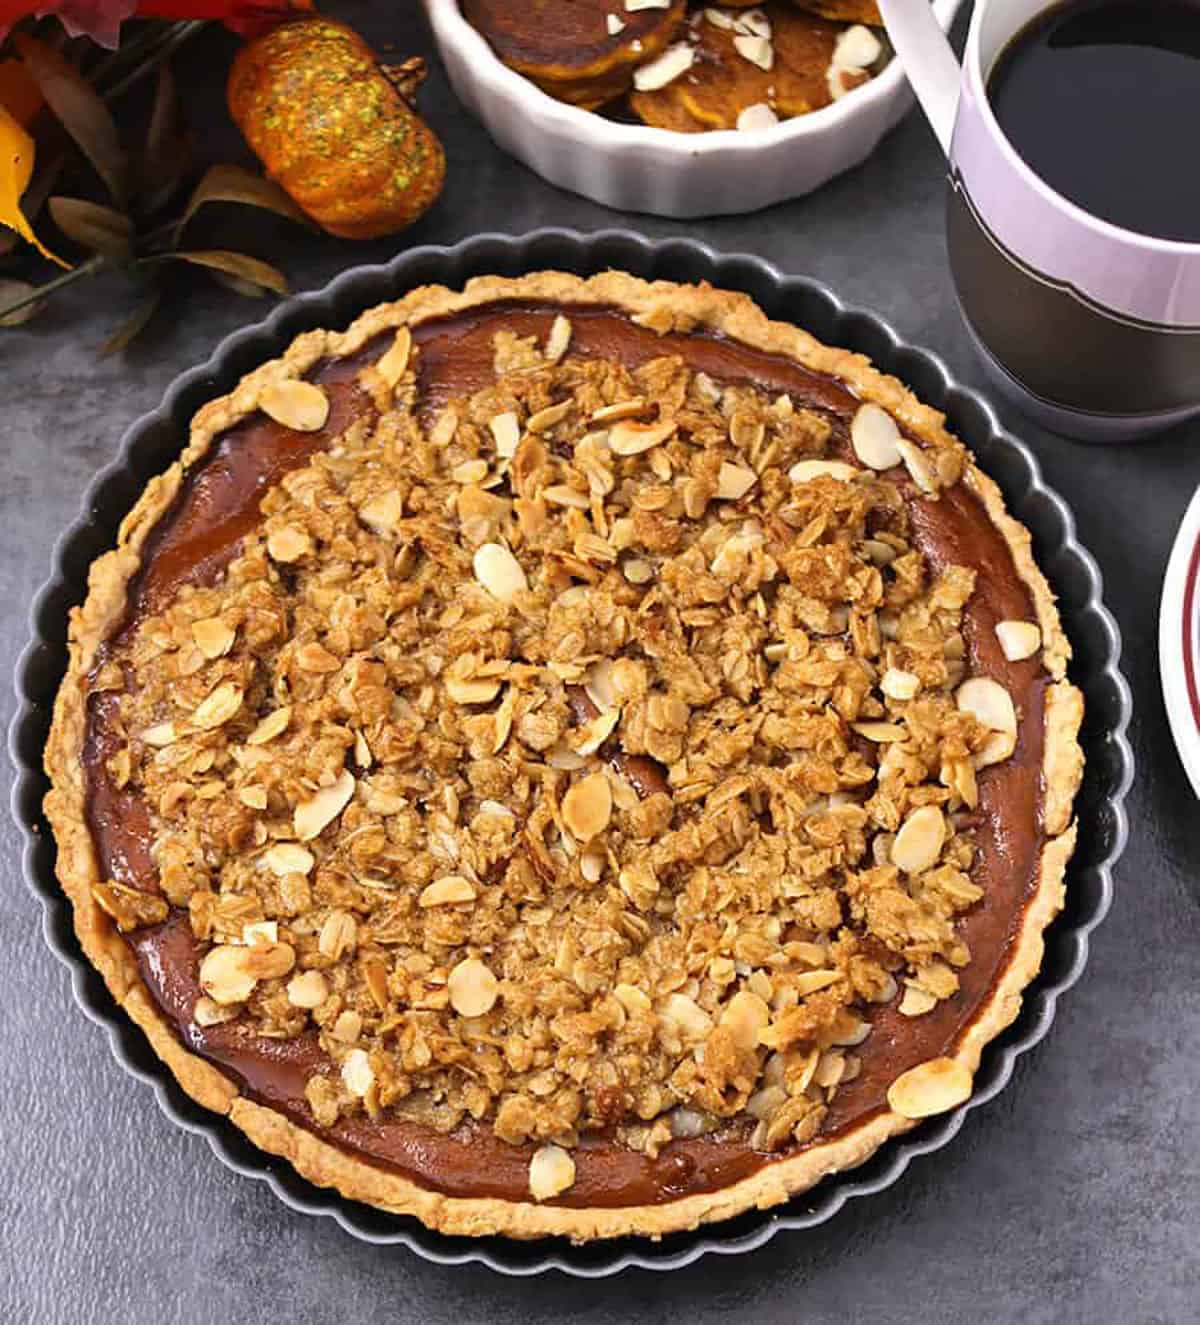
[988,0,1200,242]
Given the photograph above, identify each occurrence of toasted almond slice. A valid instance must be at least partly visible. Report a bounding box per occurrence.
[193,996,238,1027]
[850,402,903,470]
[716,461,758,501]
[192,617,235,660]
[976,729,1018,769]
[626,0,670,7]
[489,411,521,458]
[199,944,256,1005]
[591,398,647,425]
[527,399,572,433]
[609,417,677,456]
[287,969,328,1009]
[544,314,572,363]
[580,849,606,883]
[141,722,177,748]
[623,557,653,585]
[446,674,503,705]
[260,379,329,432]
[584,660,618,711]
[834,23,882,69]
[242,920,278,946]
[737,102,779,132]
[359,490,405,536]
[542,484,591,510]
[447,957,499,1017]
[720,990,770,1051]
[733,32,773,70]
[704,6,735,26]
[238,785,268,810]
[614,983,652,1014]
[606,11,625,34]
[267,525,311,563]
[562,771,613,842]
[430,407,459,449]
[880,667,920,701]
[793,968,842,996]
[192,682,243,731]
[891,804,947,874]
[576,706,619,755]
[294,769,355,841]
[376,326,412,387]
[528,1144,576,1201]
[995,619,1041,662]
[660,992,713,1040]
[319,909,357,960]
[632,41,695,91]
[262,842,314,876]
[242,940,295,980]
[451,459,489,485]
[474,542,528,602]
[956,676,1017,736]
[419,875,477,907]
[899,983,939,1017]
[788,459,857,484]
[887,1056,973,1118]
[341,1047,374,1097]
[247,706,291,746]
[895,438,938,495]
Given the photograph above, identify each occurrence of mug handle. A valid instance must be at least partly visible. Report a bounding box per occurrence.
[876,0,962,157]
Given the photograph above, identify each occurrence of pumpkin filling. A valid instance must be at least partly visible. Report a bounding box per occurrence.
[81,301,1050,1208]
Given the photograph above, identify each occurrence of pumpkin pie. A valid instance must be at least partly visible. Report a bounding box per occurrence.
[45,271,1083,1240]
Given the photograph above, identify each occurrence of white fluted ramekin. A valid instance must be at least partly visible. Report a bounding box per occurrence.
[422,0,962,217]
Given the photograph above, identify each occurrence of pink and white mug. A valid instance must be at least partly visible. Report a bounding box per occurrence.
[878,0,1200,441]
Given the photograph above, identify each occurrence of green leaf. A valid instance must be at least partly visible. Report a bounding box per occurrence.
[158,249,289,295]
[176,163,311,240]
[48,196,133,261]
[14,34,128,207]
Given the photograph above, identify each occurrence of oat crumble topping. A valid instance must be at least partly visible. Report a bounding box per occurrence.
[90,317,1026,1164]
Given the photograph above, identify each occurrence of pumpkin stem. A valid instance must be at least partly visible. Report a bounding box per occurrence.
[380,56,427,105]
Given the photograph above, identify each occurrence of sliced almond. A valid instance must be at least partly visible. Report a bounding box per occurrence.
[995,620,1041,662]
[626,0,670,7]
[527,399,572,433]
[193,996,238,1027]
[376,326,412,387]
[793,968,842,997]
[247,706,291,746]
[850,402,903,470]
[614,983,651,1014]
[562,771,613,842]
[448,957,499,1017]
[419,875,477,907]
[956,676,1017,737]
[720,989,770,1051]
[606,12,626,34]
[898,983,938,1017]
[192,682,243,731]
[528,1144,576,1201]
[341,1047,374,1098]
[704,6,736,27]
[199,945,256,1005]
[590,398,646,425]
[261,379,329,432]
[576,706,619,755]
[318,909,357,960]
[880,667,920,701]
[192,617,235,660]
[489,411,521,458]
[446,674,503,705]
[891,804,947,875]
[141,722,177,748]
[544,314,572,363]
[716,461,758,501]
[895,438,938,495]
[451,459,489,485]
[623,557,653,585]
[632,42,695,91]
[542,484,590,510]
[580,849,606,883]
[736,102,779,132]
[788,459,857,484]
[294,769,355,841]
[733,33,773,70]
[262,842,314,876]
[659,992,712,1041]
[286,969,329,1009]
[242,920,278,946]
[473,542,528,603]
[359,490,404,536]
[609,417,677,456]
[242,940,295,980]
[887,1057,973,1118]
[834,23,882,69]
[430,407,459,449]
[238,785,267,810]
[267,525,311,563]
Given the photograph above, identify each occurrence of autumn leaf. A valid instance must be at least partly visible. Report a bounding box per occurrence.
[14,32,128,205]
[0,103,68,267]
[0,59,43,126]
[176,162,311,239]
[154,248,288,294]
[48,195,133,260]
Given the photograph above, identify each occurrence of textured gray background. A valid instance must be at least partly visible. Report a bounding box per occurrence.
[1,6,1197,1322]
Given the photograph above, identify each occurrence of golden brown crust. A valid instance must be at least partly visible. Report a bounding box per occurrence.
[44,270,1084,1240]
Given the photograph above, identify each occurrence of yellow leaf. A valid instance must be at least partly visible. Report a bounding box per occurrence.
[0,104,68,268]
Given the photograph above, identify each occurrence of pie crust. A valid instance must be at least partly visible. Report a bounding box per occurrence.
[44,271,1083,1240]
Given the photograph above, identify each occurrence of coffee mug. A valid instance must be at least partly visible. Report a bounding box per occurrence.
[878,0,1200,442]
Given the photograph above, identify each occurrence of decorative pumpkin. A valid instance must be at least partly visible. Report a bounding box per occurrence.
[227,18,445,240]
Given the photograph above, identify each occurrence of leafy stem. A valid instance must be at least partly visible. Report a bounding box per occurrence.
[0,254,107,321]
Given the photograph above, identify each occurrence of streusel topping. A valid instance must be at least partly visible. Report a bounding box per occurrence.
[90,316,1026,1165]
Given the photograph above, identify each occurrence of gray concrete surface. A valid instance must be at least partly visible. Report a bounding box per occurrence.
[0,6,1196,1322]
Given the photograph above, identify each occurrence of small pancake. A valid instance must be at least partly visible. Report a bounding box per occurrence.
[631,4,858,131]
[464,0,689,109]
